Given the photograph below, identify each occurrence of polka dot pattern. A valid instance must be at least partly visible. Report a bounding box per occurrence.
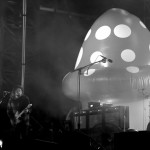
[74,8,150,75]
[84,29,91,41]
[139,21,146,29]
[121,49,136,62]
[90,51,103,63]
[74,47,83,69]
[126,66,139,73]
[84,69,96,76]
[62,8,150,108]
[114,24,131,38]
[95,26,111,40]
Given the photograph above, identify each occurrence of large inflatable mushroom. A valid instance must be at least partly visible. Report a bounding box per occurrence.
[62,7,150,121]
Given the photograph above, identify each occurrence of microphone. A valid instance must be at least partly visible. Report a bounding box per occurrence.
[100,55,113,63]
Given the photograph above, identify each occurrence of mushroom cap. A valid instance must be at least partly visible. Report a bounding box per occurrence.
[62,8,150,109]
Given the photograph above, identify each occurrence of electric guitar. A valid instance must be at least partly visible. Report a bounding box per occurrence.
[14,103,32,124]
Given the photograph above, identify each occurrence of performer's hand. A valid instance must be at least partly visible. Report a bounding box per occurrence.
[15,111,19,118]
[24,109,30,114]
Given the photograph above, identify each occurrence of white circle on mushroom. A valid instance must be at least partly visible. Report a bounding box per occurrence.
[114,24,131,38]
[95,26,111,40]
[121,49,136,62]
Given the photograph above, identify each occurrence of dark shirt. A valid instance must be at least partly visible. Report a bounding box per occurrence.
[7,95,30,127]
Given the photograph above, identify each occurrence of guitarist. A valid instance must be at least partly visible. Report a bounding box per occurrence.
[7,85,32,140]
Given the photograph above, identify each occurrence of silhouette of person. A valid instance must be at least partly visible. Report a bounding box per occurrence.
[7,85,32,140]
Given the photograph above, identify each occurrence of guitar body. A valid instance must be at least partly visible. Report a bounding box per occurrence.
[13,104,32,126]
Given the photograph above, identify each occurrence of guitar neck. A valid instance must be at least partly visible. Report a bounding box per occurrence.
[16,104,32,119]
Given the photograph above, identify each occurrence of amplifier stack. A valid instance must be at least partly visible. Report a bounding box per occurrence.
[69,104,129,147]
[71,105,129,131]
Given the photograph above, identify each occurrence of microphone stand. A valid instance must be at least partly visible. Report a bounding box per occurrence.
[72,58,106,131]
[0,92,9,104]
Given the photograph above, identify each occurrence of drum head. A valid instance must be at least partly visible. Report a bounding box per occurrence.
[89,123,122,148]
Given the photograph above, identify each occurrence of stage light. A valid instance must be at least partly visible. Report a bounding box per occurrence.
[0,139,3,149]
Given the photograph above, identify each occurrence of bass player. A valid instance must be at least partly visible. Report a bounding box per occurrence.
[7,85,32,140]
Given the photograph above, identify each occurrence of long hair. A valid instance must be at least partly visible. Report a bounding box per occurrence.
[10,85,24,98]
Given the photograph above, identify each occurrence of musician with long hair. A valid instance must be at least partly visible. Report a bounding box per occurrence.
[7,85,32,140]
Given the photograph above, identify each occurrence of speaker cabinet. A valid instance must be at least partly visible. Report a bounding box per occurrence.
[70,106,129,148]
[72,106,129,131]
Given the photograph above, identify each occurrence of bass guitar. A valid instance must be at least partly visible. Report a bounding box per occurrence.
[14,103,32,124]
